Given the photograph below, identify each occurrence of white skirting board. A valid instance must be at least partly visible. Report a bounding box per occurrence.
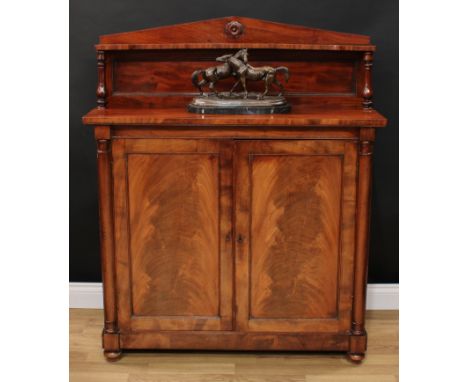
[69,282,399,310]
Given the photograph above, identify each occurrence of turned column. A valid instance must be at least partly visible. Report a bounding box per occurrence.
[362,51,373,109]
[96,51,107,109]
[95,126,120,361]
[349,128,375,362]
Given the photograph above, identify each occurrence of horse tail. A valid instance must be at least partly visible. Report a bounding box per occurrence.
[275,66,289,82]
[192,69,202,88]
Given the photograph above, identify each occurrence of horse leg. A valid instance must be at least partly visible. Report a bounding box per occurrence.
[209,81,217,96]
[230,79,240,95]
[261,75,273,99]
[241,76,248,99]
[273,77,284,96]
[197,79,207,95]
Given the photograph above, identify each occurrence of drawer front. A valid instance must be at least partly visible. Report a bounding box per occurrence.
[234,139,358,333]
[112,138,233,332]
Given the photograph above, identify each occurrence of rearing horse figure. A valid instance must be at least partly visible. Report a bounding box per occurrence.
[222,49,290,99]
[191,53,235,95]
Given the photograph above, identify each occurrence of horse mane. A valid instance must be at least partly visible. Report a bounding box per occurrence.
[233,49,248,60]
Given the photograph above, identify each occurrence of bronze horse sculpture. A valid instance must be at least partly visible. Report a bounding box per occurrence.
[191,49,289,98]
[191,53,235,95]
[221,49,289,99]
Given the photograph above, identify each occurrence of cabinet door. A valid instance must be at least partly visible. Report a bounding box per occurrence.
[112,139,233,332]
[235,140,357,333]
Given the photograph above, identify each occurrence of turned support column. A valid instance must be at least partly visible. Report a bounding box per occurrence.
[96,51,107,109]
[362,51,373,109]
[95,126,121,361]
[349,128,375,362]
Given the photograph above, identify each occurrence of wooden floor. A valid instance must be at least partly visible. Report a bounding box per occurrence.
[70,309,398,382]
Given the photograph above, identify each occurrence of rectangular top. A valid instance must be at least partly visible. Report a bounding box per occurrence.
[82,106,387,128]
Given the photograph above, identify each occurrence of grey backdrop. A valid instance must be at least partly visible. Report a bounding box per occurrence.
[70,0,398,283]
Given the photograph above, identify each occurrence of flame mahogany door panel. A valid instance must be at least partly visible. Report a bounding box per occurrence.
[112,138,233,332]
[234,140,358,333]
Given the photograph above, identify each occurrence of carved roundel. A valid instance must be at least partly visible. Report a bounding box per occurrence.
[225,21,244,38]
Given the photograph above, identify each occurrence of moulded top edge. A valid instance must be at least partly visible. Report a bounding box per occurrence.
[94,43,376,52]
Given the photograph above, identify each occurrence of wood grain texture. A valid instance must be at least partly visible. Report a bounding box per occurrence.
[105,49,363,109]
[97,43,376,51]
[70,309,398,382]
[127,153,219,317]
[86,18,383,116]
[83,106,387,127]
[111,126,359,140]
[103,48,364,109]
[112,139,233,332]
[235,140,357,333]
[104,95,366,110]
[83,19,387,360]
[113,59,356,95]
[110,50,361,61]
[97,17,373,51]
[350,128,376,358]
[249,154,342,320]
[120,332,349,351]
[94,126,119,356]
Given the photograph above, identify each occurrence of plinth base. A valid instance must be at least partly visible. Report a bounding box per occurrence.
[188,93,291,114]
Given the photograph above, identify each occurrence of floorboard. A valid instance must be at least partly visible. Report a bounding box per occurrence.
[70,309,398,382]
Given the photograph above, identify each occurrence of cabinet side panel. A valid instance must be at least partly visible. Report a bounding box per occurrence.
[127,153,220,317]
[250,155,342,319]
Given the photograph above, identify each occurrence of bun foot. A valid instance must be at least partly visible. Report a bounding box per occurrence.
[347,352,365,362]
[104,350,122,361]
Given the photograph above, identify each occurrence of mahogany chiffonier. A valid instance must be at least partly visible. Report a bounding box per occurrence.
[82,17,387,362]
